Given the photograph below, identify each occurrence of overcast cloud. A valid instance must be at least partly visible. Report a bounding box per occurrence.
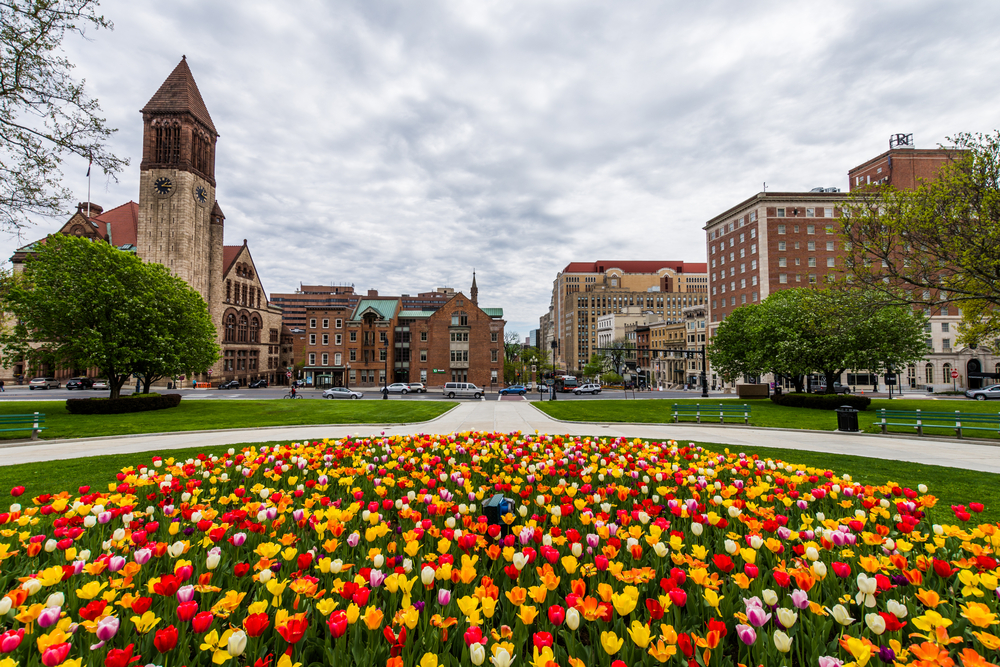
[4,0,1000,336]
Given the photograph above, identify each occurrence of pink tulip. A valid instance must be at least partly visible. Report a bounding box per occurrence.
[37,606,61,628]
[176,585,195,603]
[736,624,756,645]
[791,589,810,610]
[232,532,247,546]
[97,615,120,641]
[0,629,24,653]
[134,548,152,565]
[746,605,771,628]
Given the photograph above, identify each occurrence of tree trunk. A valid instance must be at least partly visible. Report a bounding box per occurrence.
[824,369,839,394]
[792,375,804,393]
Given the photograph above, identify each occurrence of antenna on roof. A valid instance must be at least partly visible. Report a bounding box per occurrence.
[763,182,767,193]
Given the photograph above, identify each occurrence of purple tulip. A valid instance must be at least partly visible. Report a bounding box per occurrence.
[176,585,195,603]
[877,645,896,663]
[134,548,152,565]
[38,606,61,628]
[97,615,120,641]
[347,533,360,548]
[791,589,810,610]
[746,605,771,628]
[437,589,451,606]
[735,624,757,645]
[108,556,126,573]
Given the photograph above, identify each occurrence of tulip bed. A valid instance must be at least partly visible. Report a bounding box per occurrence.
[0,432,997,667]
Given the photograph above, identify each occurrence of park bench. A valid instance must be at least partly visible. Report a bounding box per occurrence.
[672,404,751,425]
[0,412,45,440]
[876,409,1000,438]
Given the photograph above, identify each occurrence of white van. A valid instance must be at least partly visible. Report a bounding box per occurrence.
[443,382,483,399]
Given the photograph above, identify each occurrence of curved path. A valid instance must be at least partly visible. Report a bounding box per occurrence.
[1,400,998,473]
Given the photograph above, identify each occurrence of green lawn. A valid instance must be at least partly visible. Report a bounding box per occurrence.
[535,397,1000,437]
[0,437,994,525]
[0,399,453,441]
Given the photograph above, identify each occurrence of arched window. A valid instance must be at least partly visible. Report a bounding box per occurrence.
[250,317,260,343]
[153,121,181,164]
[924,363,934,384]
[238,316,248,343]
[942,363,952,383]
[224,313,236,342]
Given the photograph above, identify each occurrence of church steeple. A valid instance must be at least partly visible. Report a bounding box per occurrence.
[471,270,479,306]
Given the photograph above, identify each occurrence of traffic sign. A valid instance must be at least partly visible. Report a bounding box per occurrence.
[951,369,959,379]
[286,372,292,379]
[207,369,213,376]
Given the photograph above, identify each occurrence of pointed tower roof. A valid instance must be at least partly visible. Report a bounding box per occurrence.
[141,56,217,134]
[470,270,479,306]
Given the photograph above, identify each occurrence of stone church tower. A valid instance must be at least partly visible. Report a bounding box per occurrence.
[137,56,222,307]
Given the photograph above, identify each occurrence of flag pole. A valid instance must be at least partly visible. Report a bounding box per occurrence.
[86,155,92,217]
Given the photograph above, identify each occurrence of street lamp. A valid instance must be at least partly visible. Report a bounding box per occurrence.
[382,338,389,400]
[345,362,350,390]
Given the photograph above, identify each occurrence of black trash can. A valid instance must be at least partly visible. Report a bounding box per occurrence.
[836,405,859,432]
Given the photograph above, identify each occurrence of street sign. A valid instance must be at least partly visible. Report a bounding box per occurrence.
[951,369,959,379]
[286,372,292,379]
[884,372,897,386]
[207,369,213,376]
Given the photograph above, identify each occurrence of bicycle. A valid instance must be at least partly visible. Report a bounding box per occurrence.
[282,392,303,399]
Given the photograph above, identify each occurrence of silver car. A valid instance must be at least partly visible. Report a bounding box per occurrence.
[28,377,60,390]
[322,386,363,400]
[385,382,411,394]
[407,382,427,393]
[966,384,1000,401]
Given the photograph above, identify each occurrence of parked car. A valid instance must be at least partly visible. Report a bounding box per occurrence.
[66,377,94,390]
[292,380,305,388]
[28,377,60,390]
[574,383,602,395]
[407,382,427,393]
[524,382,534,390]
[386,382,411,394]
[92,379,109,390]
[217,380,240,390]
[966,384,1000,401]
[443,382,483,399]
[248,379,268,388]
[811,382,851,394]
[499,385,527,396]
[322,386,363,399]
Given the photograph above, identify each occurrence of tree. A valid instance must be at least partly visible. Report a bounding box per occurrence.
[601,337,635,378]
[0,235,218,398]
[503,330,522,384]
[582,353,608,380]
[840,131,1000,346]
[708,288,927,394]
[0,0,127,232]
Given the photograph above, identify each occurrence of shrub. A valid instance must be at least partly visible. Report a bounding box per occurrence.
[770,392,871,411]
[66,393,182,415]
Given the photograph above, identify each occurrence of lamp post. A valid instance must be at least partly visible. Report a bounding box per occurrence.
[382,338,389,400]
[345,363,350,390]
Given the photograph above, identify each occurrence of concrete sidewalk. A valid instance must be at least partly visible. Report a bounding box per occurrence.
[1,400,999,473]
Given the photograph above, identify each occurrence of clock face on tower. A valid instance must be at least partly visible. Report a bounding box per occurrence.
[153,177,174,196]
[194,185,208,204]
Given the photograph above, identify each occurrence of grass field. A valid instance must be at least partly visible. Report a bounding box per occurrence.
[0,435,994,525]
[0,399,454,440]
[534,397,1000,437]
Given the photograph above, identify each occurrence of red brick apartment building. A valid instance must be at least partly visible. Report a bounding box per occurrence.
[282,276,505,390]
[703,135,991,390]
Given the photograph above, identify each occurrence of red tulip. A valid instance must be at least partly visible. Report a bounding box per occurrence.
[595,555,609,571]
[932,559,954,578]
[277,616,308,644]
[176,600,198,622]
[677,632,694,658]
[131,597,153,614]
[153,625,178,653]
[104,644,139,667]
[234,562,251,577]
[192,611,214,633]
[10,486,24,497]
[548,605,565,625]
[152,575,180,597]
[646,598,664,620]
[533,631,553,648]
[744,564,759,579]
[970,502,985,513]
[245,613,270,638]
[464,626,485,646]
[773,570,791,588]
[668,589,687,607]
[327,611,347,638]
[832,562,851,578]
[79,600,108,621]
[41,642,71,666]
[712,554,735,573]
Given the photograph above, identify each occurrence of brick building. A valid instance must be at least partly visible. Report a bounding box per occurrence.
[541,260,708,374]
[7,57,283,386]
[703,136,993,391]
[287,277,505,390]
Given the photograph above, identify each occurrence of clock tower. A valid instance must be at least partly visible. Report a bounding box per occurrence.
[136,56,222,305]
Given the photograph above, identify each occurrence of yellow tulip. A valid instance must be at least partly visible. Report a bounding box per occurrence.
[419,654,438,667]
[130,611,160,634]
[612,591,637,616]
[531,646,555,667]
[481,596,497,619]
[517,605,538,625]
[627,620,652,648]
[76,581,107,600]
[363,605,384,630]
[316,598,338,616]
[266,578,287,605]
[346,603,360,625]
[961,602,999,628]
[601,630,624,655]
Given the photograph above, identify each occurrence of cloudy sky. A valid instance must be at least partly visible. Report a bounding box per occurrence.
[4,0,1000,336]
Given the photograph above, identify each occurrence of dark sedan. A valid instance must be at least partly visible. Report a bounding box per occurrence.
[249,379,268,388]
[66,377,94,390]
[217,380,240,390]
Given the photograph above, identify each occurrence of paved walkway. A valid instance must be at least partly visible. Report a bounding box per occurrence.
[2,400,999,473]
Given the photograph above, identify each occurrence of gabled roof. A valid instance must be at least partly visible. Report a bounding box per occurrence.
[223,244,245,275]
[482,308,504,318]
[351,299,399,321]
[141,56,217,134]
[92,201,138,247]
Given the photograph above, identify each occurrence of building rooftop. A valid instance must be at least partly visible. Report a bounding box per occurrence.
[562,261,707,274]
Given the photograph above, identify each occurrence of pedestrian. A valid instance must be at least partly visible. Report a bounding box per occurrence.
[0,379,5,392]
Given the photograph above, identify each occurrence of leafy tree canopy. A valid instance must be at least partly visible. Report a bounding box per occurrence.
[0,0,127,232]
[840,131,1000,346]
[708,288,927,393]
[0,235,218,398]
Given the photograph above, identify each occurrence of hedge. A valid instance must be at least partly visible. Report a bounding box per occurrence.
[66,393,182,415]
[770,392,871,411]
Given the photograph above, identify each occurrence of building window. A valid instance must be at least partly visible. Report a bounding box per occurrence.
[309,353,316,365]
[336,319,343,328]
[825,207,834,218]
[335,352,342,365]
[321,353,329,366]
[752,291,758,302]
[349,349,356,361]
[349,370,356,382]
[491,350,498,362]
[806,208,815,217]
[943,339,951,351]
[941,322,950,332]
[779,273,787,284]
[309,318,316,328]
[350,331,357,342]
[238,316,248,342]
[751,276,758,286]
[807,225,815,234]
[808,274,817,283]
[421,331,428,341]
[334,334,341,345]
[420,350,427,362]
[808,257,816,267]
[730,296,736,306]
[778,241,786,251]
[379,349,387,362]
[777,210,785,218]
[741,294,747,304]
[827,257,836,267]
[322,334,329,345]
[807,241,816,251]
[778,257,787,267]
[826,241,835,251]
[322,319,329,328]
[309,333,316,345]
[491,332,498,342]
